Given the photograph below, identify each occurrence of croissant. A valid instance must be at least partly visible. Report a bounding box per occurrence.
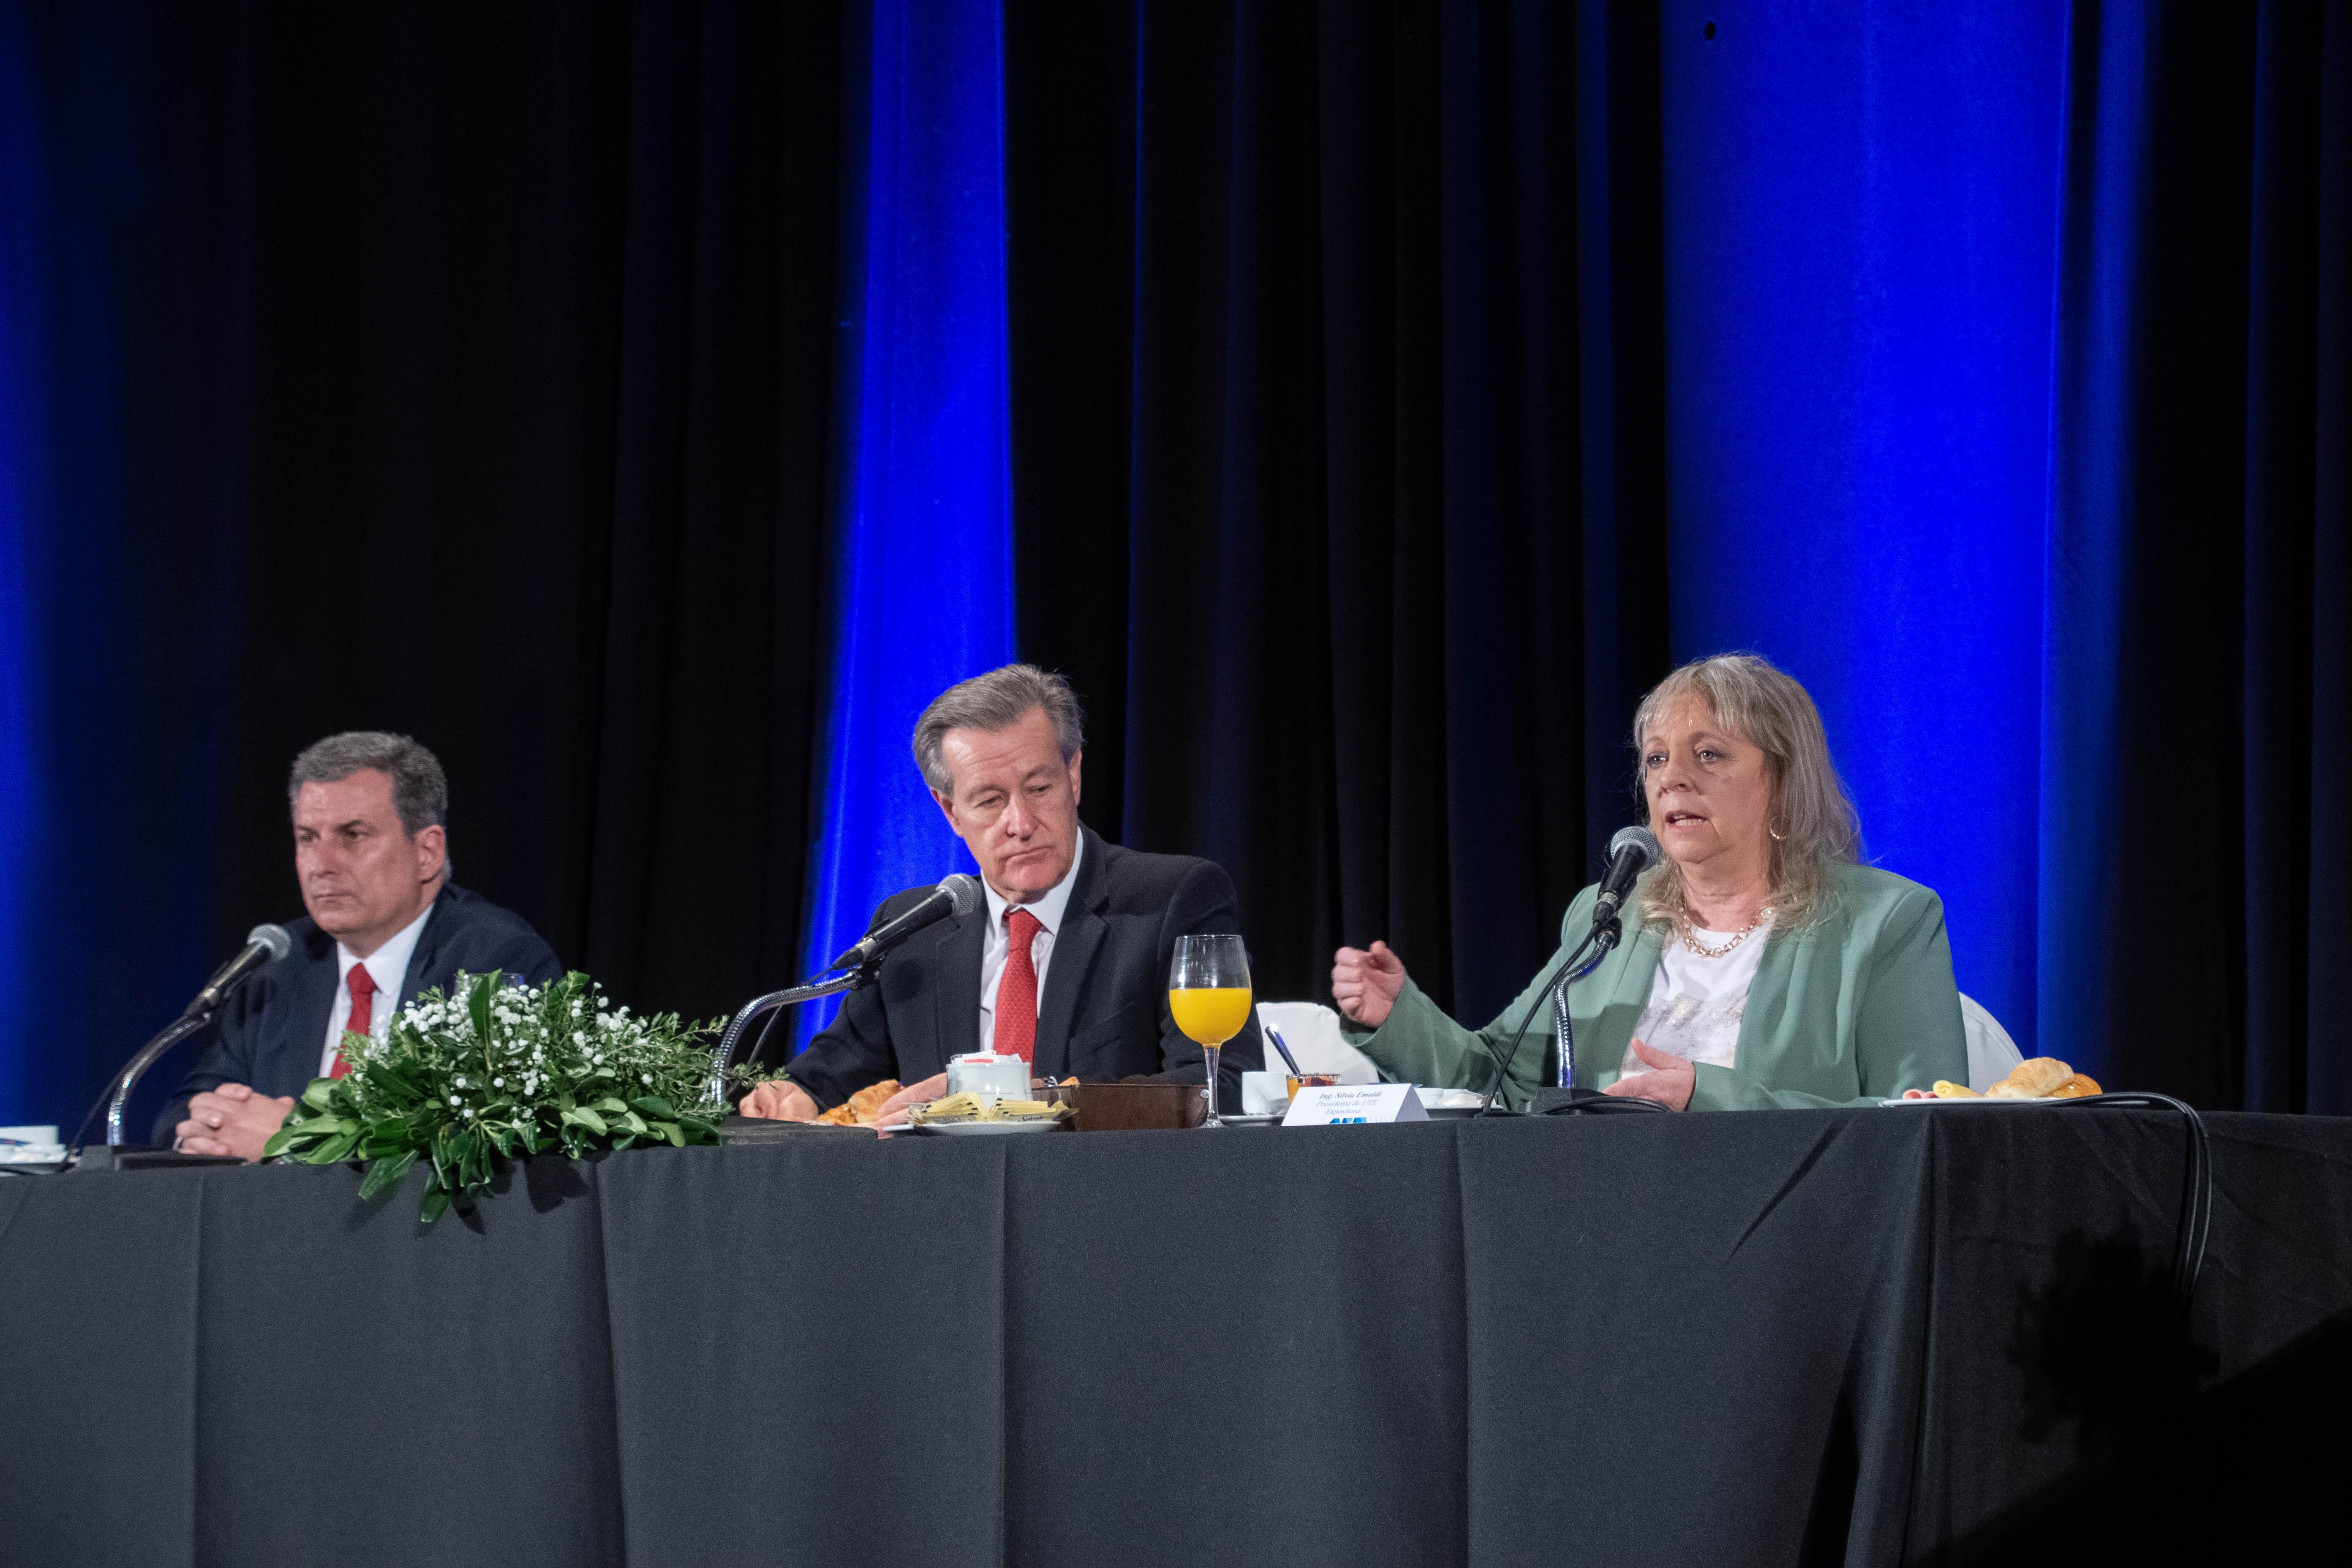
[1982,1057,2062,1098]
[817,1078,901,1126]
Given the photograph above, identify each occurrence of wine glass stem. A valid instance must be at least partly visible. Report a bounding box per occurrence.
[1203,1043,1222,1127]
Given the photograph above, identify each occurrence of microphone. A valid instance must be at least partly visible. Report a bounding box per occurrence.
[825,874,983,972]
[1589,825,1661,933]
[191,923,294,1014]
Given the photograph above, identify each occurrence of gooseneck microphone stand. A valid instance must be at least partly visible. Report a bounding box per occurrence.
[702,958,882,1105]
[1529,917,1639,1114]
[61,922,294,1171]
[1475,915,1668,1116]
[106,1013,219,1147]
[65,1007,243,1171]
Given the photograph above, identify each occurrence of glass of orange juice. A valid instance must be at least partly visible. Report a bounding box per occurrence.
[1168,934,1251,1129]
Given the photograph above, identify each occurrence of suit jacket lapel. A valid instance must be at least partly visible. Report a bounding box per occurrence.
[397,888,454,1010]
[278,932,343,1086]
[1032,829,1112,1081]
[931,909,987,1074]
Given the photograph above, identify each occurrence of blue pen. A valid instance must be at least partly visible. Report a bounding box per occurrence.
[1265,1024,1304,1078]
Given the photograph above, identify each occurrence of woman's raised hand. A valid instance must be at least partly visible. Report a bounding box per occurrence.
[1331,940,1407,1029]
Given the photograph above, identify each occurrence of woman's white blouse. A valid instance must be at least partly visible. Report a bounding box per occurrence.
[1621,917,1775,1074]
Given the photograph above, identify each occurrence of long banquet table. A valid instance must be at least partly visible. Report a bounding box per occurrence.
[3,1107,2349,1566]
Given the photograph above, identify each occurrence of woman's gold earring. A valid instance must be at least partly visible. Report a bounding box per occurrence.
[1769,820,1787,841]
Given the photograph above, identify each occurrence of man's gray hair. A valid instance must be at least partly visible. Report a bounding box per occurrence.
[288,731,449,837]
[912,664,1085,792]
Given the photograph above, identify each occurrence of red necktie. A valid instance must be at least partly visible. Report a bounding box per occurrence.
[993,909,1042,1062]
[332,964,376,1078]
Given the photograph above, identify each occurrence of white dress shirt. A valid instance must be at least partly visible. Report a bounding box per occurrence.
[976,832,1085,1056]
[320,899,437,1075]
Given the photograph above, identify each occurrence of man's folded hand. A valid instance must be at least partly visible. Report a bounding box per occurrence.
[738,1080,820,1122]
[175,1082,295,1161]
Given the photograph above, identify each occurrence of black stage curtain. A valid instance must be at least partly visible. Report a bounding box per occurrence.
[2050,2,2352,1113]
[1002,0,1671,1024]
[9,1,846,1128]
[2237,1,2352,1113]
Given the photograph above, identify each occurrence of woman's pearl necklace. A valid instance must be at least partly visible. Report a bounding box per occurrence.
[1675,908,1772,960]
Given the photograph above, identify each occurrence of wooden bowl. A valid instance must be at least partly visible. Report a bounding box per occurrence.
[1054,1081,1209,1132]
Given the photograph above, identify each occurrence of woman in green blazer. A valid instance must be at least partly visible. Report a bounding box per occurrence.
[1331,654,1967,1111]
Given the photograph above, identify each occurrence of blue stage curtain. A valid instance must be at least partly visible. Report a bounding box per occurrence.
[1656,0,2066,1062]
[794,0,1015,1045]
[1662,0,2349,1105]
[0,7,45,1121]
[0,0,249,1133]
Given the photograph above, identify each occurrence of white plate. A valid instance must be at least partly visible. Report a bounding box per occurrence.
[1878,1095,2059,1106]
[1414,1087,1489,1111]
[904,1117,1065,1136]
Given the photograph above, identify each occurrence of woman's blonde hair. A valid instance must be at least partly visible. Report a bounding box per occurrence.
[1629,653,1862,931]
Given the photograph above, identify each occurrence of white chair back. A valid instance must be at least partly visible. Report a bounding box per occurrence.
[1253,1002,1378,1084]
[1958,993,2023,1092]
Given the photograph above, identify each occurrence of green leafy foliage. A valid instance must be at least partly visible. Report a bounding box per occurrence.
[264,970,732,1223]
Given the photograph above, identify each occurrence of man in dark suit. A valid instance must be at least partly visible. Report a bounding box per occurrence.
[738,664,1261,1123]
[161,732,561,1157]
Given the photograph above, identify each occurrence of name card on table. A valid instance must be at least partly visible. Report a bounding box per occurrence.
[1282,1084,1429,1126]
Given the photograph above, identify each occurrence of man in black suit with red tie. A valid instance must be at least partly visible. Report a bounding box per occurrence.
[738,664,1262,1123]
[161,732,562,1157]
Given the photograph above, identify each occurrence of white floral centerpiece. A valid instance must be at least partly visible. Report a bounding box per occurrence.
[264,970,729,1223]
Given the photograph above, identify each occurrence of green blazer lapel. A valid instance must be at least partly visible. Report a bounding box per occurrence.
[1734,924,1799,1078]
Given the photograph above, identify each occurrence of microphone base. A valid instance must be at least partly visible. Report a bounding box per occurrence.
[1533,1086,1671,1116]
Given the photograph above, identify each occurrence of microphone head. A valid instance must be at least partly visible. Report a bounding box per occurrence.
[938,874,983,917]
[1608,825,1662,871]
[246,923,293,962]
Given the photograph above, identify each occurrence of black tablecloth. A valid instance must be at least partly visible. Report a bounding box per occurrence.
[3,1109,2347,1566]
